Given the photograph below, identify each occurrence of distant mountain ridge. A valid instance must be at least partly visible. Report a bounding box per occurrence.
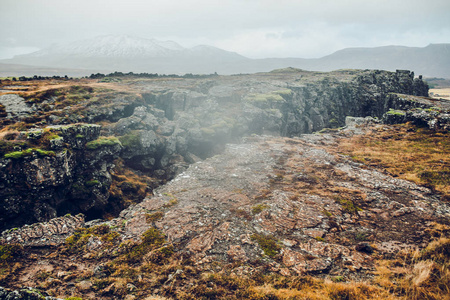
[27,35,185,58]
[314,43,450,77]
[1,35,449,78]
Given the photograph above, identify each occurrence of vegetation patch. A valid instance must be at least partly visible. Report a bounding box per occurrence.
[251,204,269,215]
[65,224,118,253]
[231,208,252,221]
[0,244,22,263]
[322,210,332,217]
[337,123,450,200]
[162,193,178,208]
[120,227,165,263]
[3,148,55,159]
[251,233,282,257]
[374,226,450,300]
[85,179,100,187]
[145,211,164,223]
[118,131,140,148]
[86,136,121,150]
[107,158,157,219]
[386,108,406,116]
[336,197,362,214]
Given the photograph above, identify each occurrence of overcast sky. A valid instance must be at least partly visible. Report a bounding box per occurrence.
[1,0,449,59]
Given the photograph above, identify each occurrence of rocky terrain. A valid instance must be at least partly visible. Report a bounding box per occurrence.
[0,69,449,299]
[0,69,439,231]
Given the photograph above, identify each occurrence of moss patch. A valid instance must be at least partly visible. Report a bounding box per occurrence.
[145,211,164,223]
[121,227,166,263]
[251,204,269,215]
[3,148,55,159]
[86,136,121,150]
[118,131,140,148]
[65,224,118,253]
[386,108,406,116]
[336,197,362,214]
[251,233,281,257]
[0,244,22,263]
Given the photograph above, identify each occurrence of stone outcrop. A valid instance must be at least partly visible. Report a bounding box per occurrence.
[382,93,450,130]
[1,214,84,247]
[111,132,448,275]
[0,286,62,300]
[0,124,121,230]
[0,94,32,119]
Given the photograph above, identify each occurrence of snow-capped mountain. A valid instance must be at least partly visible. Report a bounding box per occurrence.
[5,35,248,73]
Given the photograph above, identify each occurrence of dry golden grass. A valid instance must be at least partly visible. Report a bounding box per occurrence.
[374,224,450,300]
[105,158,159,219]
[248,280,391,300]
[337,124,450,201]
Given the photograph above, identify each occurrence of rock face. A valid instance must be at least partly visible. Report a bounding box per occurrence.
[0,69,438,232]
[0,124,121,230]
[382,93,450,131]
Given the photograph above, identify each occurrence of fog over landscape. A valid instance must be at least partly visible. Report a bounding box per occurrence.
[2,1,450,300]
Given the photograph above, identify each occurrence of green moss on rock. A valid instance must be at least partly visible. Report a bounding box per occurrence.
[3,148,55,159]
[122,227,166,263]
[386,109,406,116]
[118,131,140,148]
[86,136,121,150]
[86,179,100,187]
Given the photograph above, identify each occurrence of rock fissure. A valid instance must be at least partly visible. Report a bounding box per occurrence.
[0,69,449,298]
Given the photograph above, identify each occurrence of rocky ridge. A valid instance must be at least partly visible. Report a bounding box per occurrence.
[0,69,438,231]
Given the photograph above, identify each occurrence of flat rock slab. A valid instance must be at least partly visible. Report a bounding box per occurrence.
[0,94,32,118]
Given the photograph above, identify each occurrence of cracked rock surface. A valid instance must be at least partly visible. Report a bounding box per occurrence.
[3,126,448,285]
